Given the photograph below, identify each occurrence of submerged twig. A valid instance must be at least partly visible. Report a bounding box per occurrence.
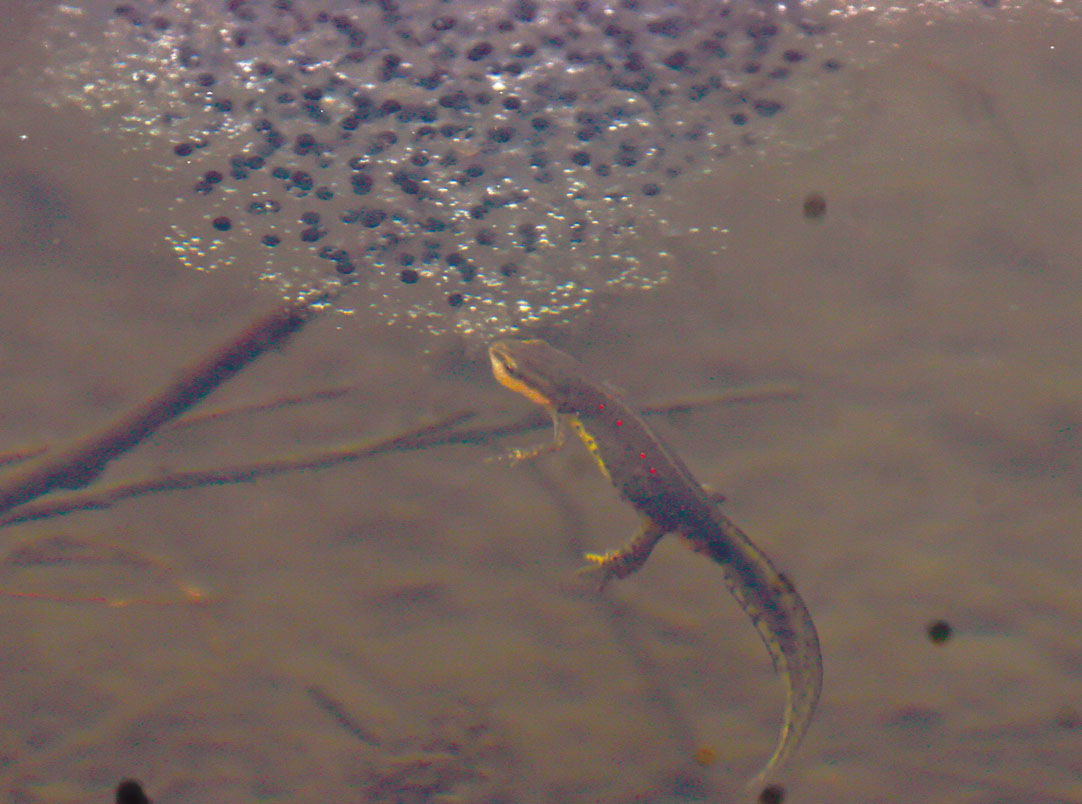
[641,382,801,416]
[0,300,319,517]
[0,385,359,470]
[167,384,357,431]
[0,412,474,527]
[0,381,799,528]
[0,383,798,474]
[0,532,207,608]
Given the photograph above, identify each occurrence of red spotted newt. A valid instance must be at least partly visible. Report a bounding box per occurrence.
[489,338,822,785]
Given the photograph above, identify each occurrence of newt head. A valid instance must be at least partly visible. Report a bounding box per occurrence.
[488,339,564,410]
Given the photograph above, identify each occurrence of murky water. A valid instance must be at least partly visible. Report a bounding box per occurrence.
[0,2,1080,802]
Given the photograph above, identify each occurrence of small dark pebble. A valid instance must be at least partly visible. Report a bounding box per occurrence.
[759,783,785,804]
[116,779,151,804]
[927,619,952,644]
[802,192,827,220]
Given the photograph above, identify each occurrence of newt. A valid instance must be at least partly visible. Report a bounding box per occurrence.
[488,338,822,785]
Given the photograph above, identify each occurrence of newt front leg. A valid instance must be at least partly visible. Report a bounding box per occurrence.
[501,409,569,464]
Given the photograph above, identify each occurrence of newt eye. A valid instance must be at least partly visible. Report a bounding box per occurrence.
[489,348,518,377]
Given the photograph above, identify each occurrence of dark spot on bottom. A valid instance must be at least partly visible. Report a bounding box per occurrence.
[446,292,464,308]
[400,268,419,284]
[802,192,826,220]
[211,216,232,231]
[116,779,150,804]
[758,784,785,804]
[927,619,952,644]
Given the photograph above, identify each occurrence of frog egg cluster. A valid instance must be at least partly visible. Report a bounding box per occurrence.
[43,0,847,336]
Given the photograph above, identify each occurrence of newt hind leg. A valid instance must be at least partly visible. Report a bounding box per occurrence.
[578,517,669,590]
